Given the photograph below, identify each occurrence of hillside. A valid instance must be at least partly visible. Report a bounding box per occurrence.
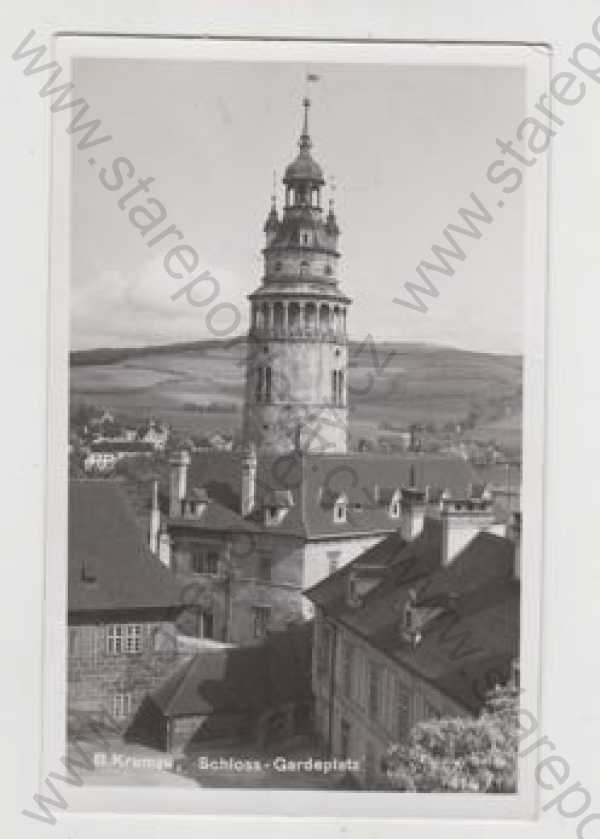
[70,338,522,454]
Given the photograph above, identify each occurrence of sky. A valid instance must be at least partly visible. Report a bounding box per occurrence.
[71,57,526,354]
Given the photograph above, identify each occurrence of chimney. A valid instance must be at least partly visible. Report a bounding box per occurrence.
[241,442,257,517]
[441,497,496,565]
[169,450,190,517]
[506,510,521,579]
[149,479,161,554]
[401,486,426,540]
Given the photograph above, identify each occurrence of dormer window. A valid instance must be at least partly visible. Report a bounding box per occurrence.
[388,489,401,518]
[264,490,293,527]
[265,505,285,527]
[334,495,347,523]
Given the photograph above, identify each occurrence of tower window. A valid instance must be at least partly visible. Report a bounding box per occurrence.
[265,366,272,403]
[331,370,338,404]
[338,371,344,406]
[256,366,264,402]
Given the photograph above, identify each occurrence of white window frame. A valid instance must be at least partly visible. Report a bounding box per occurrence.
[125,624,142,654]
[106,624,123,655]
[333,496,347,523]
[112,692,132,720]
[107,623,142,655]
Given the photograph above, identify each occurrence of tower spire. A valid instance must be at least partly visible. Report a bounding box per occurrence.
[299,97,312,151]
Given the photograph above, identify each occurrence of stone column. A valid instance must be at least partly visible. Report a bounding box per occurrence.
[268,302,274,333]
[283,301,289,335]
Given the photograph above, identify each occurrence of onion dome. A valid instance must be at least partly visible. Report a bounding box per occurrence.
[283,98,325,186]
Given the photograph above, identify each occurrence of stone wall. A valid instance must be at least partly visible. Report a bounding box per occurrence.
[67,619,191,732]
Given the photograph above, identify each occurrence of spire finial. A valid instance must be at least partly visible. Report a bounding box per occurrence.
[271,169,277,209]
[299,97,312,151]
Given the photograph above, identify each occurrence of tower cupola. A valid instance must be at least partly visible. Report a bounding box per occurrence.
[283,98,324,209]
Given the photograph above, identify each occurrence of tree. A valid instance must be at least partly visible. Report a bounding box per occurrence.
[384,685,519,793]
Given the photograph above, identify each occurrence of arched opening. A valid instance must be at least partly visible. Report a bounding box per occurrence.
[338,370,344,406]
[289,302,300,333]
[331,370,338,404]
[295,185,307,206]
[333,306,340,334]
[265,366,272,403]
[305,302,317,333]
[273,301,284,334]
[319,304,330,334]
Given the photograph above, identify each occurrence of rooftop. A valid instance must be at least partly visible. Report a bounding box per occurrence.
[151,622,312,717]
[305,520,519,712]
[69,480,182,613]
[183,450,477,539]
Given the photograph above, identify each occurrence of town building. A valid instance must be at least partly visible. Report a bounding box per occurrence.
[304,498,520,788]
[84,440,155,473]
[141,420,170,452]
[68,480,192,730]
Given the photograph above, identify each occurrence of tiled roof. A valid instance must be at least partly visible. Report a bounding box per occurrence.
[169,496,260,534]
[253,452,478,539]
[151,623,312,717]
[185,450,477,540]
[305,521,519,712]
[69,480,182,613]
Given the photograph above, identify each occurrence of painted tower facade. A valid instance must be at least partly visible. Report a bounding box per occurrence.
[243,99,351,454]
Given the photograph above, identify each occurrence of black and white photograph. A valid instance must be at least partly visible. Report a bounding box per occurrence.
[33,34,547,819]
[10,0,600,836]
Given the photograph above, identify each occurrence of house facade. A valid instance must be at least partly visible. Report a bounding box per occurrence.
[305,499,520,788]
[68,480,192,733]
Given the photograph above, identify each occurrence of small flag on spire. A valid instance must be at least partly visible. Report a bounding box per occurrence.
[306,73,320,82]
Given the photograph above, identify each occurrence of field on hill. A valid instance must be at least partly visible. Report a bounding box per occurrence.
[70,339,522,453]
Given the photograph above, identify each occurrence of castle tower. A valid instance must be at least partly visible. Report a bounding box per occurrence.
[243,98,351,454]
